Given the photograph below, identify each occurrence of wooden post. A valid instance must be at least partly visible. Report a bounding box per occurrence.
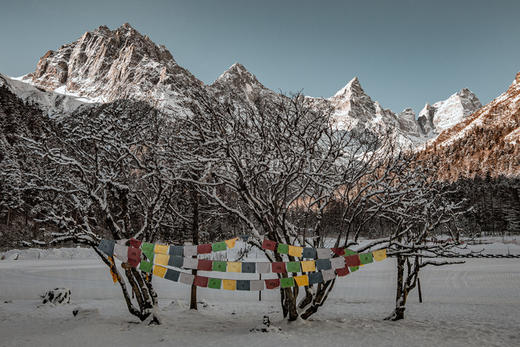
[259,273,262,301]
[417,277,423,303]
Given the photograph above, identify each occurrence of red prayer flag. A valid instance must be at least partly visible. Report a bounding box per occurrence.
[265,278,280,289]
[271,262,286,273]
[194,276,209,287]
[336,266,350,277]
[345,255,361,267]
[331,248,345,256]
[127,247,141,268]
[129,238,142,249]
[197,244,212,254]
[197,259,213,271]
[262,239,277,251]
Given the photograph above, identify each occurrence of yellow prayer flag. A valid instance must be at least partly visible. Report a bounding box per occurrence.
[288,245,303,257]
[154,244,169,255]
[154,254,170,266]
[227,261,242,273]
[108,256,118,283]
[294,275,309,287]
[153,265,167,278]
[225,238,238,249]
[372,249,387,261]
[222,279,236,290]
[301,260,316,272]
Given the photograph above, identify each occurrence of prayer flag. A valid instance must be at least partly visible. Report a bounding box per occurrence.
[265,278,280,289]
[198,259,213,271]
[108,256,118,283]
[280,277,295,288]
[179,272,195,285]
[294,275,309,287]
[250,280,265,291]
[336,267,350,277]
[286,261,301,273]
[183,257,198,270]
[345,255,361,267]
[141,242,155,259]
[227,261,242,273]
[169,256,184,269]
[154,244,169,255]
[184,245,198,258]
[331,248,345,256]
[223,279,236,290]
[344,249,356,256]
[169,245,184,257]
[127,247,141,268]
[164,269,180,282]
[301,260,316,272]
[225,238,238,249]
[271,262,286,273]
[197,244,212,254]
[139,260,153,273]
[194,275,208,287]
[302,247,317,259]
[98,240,115,257]
[154,254,169,266]
[114,244,128,262]
[372,249,387,261]
[236,280,250,291]
[242,262,256,273]
[129,238,142,248]
[322,269,336,281]
[330,257,346,269]
[308,271,323,285]
[262,239,277,251]
[153,265,167,278]
[349,266,359,272]
[316,259,332,271]
[359,253,373,265]
[288,245,303,257]
[256,262,271,274]
[316,248,331,259]
[212,261,227,272]
[212,241,227,252]
[208,278,222,289]
[277,243,289,254]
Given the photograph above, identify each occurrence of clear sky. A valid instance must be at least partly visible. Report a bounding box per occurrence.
[1,0,519,113]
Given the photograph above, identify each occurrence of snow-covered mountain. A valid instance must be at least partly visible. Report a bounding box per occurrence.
[417,72,520,179]
[7,23,483,149]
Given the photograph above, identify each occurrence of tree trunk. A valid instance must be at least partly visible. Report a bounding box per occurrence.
[386,255,406,321]
[190,187,200,310]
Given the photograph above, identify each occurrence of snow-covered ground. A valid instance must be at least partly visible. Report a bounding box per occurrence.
[1,242,519,347]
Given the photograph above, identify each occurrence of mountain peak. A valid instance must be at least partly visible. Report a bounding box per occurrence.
[212,62,267,94]
[332,77,365,99]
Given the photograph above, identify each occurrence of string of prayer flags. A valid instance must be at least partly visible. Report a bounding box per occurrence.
[98,239,115,257]
[154,254,169,266]
[139,260,153,273]
[256,262,271,274]
[212,261,227,272]
[262,239,277,251]
[227,261,242,273]
[197,244,212,254]
[308,271,323,285]
[141,242,155,260]
[250,280,265,291]
[330,257,346,269]
[271,262,286,273]
[336,266,350,277]
[301,260,316,272]
[302,247,316,259]
[277,243,289,254]
[165,268,180,282]
[286,261,301,273]
[316,248,331,259]
[236,280,250,291]
[153,265,167,278]
[294,275,309,287]
[345,254,361,267]
[198,259,213,271]
[194,275,208,287]
[183,257,198,270]
[316,259,332,271]
[154,244,169,255]
[372,249,387,261]
[208,278,222,289]
[169,245,184,257]
[242,262,256,273]
[322,269,336,282]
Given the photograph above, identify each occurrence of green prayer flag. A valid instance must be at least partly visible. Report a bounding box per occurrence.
[141,242,155,260]
[359,253,373,264]
[212,260,227,272]
[208,278,222,289]
[344,249,356,256]
[277,243,289,254]
[280,277,295,288]
[139,260,153,273]
[212,241,227,252]
[350,266,359,272]
[286,261,300,273]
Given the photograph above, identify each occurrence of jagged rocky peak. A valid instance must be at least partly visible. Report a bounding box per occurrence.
[331,77,367,100]
[431,88,482,131]
[417,103,436,135]
[397,108,418,134]
[23,23,203,103]
[213,62,266,91]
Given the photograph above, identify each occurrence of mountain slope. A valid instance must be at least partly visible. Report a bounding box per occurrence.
[418,73,520,179]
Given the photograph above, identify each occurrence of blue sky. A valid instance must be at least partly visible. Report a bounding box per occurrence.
[1,0,519,112]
